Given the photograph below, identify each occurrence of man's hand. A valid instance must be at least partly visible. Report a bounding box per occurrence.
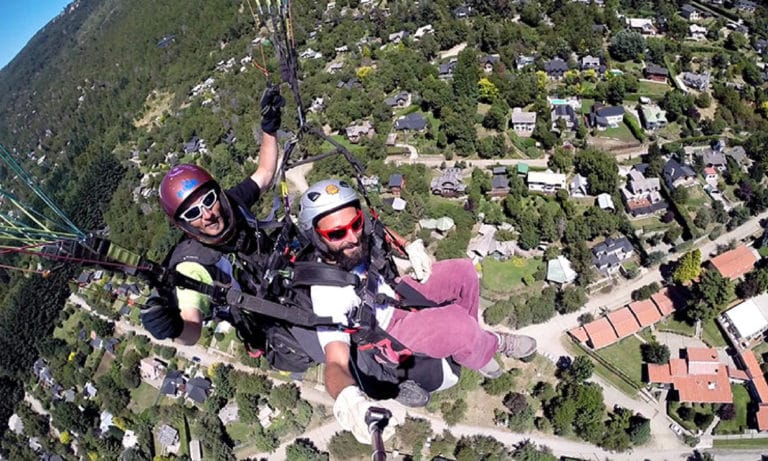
[405,239,432,283]
[260,85,285,134]
[333,386,402,444]
[140,294,184,340]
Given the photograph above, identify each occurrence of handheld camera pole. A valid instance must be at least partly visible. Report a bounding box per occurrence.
[365,407,391,461]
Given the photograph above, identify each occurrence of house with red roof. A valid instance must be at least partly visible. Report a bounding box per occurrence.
[708,245,758,280]
[757,406,768,432]
[607,307,641,339]
[646,347,733,403]
[568,326,589,344]
[651,287,677,316]
[629,299,662,327]
[583,317,619,349]
[739,350,768,404]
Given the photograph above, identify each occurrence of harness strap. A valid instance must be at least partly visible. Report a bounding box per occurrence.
[291,260,360,287]
[224,288,336,328]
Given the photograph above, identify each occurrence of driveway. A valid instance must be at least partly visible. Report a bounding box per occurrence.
[654,331,707,351]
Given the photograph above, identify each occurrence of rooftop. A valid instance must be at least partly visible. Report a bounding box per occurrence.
[724,293,768,339]
[583,317,619,349]
[741,350,768,403]
[607,307,641,338]
[651,287,677,316]
[709,245,758,280]
[628,299,662,327]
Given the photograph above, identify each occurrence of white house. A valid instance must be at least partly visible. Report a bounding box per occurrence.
[527,171,567,194]
[510,108,537,137]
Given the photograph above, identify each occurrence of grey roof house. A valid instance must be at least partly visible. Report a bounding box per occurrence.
[489,174,510,197]
[551,104,579,132]
[682,72,710,91]
[383,91,412,108]
[680,4,700,21]
[663,159,697,189]
[438,59,458,79]
[570,174,589,197]
[580,55,604,73]
[430,168,467,196]
[394,113,428,131]
[185,377,212,404]
[589,104,625,129]
[544,58,569,79]
[592,237,634,275]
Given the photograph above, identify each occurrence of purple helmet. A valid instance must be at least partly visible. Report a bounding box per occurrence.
[159,164,236,245]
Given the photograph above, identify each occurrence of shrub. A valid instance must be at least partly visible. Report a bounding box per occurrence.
[624,113,645,142]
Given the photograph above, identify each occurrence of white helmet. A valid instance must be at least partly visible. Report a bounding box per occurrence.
[297,179,360,235]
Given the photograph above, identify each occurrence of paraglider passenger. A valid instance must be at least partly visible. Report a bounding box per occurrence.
[295,179,537,444]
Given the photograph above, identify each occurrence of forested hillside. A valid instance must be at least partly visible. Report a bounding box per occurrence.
[0,0,299,435]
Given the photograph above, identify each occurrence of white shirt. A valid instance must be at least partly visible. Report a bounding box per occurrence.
[310,269,396,351]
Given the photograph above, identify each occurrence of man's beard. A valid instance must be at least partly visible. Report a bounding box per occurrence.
[327,236,370,271]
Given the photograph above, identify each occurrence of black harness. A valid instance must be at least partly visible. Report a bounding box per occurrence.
[161,208,459,390]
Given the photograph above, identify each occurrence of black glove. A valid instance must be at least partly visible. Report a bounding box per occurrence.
[140,292,184,340]
[260,85,285,134]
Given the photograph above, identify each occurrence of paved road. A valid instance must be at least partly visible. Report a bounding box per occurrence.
[394,143,418,159]
[386,154,550,168]
[518,209,768,361]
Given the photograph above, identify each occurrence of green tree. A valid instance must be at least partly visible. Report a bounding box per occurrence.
[567,356,595,382]
[673,249,702,284]
[394,417,432,451]
[558,286,587,314]
[641,342,670,364]
[511,440,557,460]
[453,47,480,102]
[574,148,618,194]
[502,392,535,432]
[694,269,734,310]
[609,30,646,61]
[286,439,328,461]
[441,398,468,425]
[482,370,518,395]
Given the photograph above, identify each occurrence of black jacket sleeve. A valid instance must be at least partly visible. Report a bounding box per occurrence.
[226,177,262,209]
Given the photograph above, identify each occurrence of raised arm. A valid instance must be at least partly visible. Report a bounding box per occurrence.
[251,131,278,190]
[251,85,285,190]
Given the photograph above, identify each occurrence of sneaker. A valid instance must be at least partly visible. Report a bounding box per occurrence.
[478,358,502,379]
[395,380,430,408]
[496,333,537,359]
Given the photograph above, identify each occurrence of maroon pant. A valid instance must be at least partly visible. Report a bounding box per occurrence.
[385,259,497,370]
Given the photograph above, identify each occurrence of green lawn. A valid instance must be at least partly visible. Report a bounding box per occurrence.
[684,186,711,215]
[631,215,671,234]
[54,309,86,342]
[594,122,637,143]
[713,437,768,449]
[637,327,655,343]
[713,384,750,435]
[563,338,640,396]
[129,382,159,413]
[656,316,696,336]
[226,422,256,445]
[212,328,239,355]
[752,342,768,361]
[701,318,727,347]
[636,81,671,99]
[480,257,542,293]
[595,335,644,387]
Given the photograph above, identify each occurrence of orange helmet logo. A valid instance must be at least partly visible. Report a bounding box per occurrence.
[325,184,339,195]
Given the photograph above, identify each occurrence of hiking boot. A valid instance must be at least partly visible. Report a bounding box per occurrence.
[395,380,430,408]
[496,333,537,359]
[478,358,502,379]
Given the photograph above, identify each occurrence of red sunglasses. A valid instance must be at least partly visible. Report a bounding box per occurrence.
[316,209,365,241]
